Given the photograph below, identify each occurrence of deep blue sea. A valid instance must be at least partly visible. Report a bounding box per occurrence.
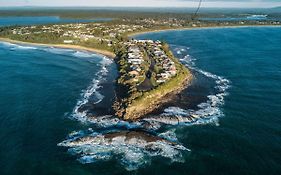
[0,42,116,175]
[0,26,281,175]
[135,27,281,174]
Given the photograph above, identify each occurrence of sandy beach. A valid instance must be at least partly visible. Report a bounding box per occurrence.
[1,25,279,59]
[0,37,116,59]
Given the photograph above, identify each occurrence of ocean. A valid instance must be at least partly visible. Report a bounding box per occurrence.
[0,42,116,175]
[0,26,281,174]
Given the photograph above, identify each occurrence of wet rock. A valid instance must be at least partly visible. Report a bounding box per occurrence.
[58,130,189,171]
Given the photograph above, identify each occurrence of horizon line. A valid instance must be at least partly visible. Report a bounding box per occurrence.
[0,6,279,9]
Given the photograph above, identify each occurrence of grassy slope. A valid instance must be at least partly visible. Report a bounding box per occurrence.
[124,45,192,120]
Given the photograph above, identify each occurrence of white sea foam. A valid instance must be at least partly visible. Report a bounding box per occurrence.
[99,56,113,75]
[58,130,189,171]
[71,56,113,122]
[1,42,37,50]
[181,46,230,121]
[143,112,195,126]
[1,42,16,47]
[164,107,191,117]
[151,46,231,126]
[1,42,21,48]
[4,42,115,127]
[86,115,144,129]
[73,51,96,58]
[42,47,73,55]
[173,46,189,54]
[158,129,179,142]
[16,45,37,50]
[58,44,230,171]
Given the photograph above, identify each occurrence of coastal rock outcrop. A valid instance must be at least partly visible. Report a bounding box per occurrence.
[58,130,189,170]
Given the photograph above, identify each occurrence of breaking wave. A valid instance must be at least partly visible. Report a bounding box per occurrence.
[86,115,144,129]
[58,130,189,171]
[71,56,113,122]
[74,46,230,128]
[42,47,74,55]
[73,51,97,58]
[0,41,99,59]
[1,41,37,50]
[157,45,231,126]
[59,44,230,170]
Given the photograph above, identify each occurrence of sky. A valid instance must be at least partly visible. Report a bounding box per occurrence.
[0,0,281,8]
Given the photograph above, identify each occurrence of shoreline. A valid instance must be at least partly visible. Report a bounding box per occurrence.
[126,74,192,121]
[0,37,116,59]
[2,24,280,120]
[1,25,280,59]
[128,24,281,38]
[120,43,193,120]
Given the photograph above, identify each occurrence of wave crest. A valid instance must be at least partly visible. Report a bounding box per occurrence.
[154,45,231,126]
[58,44,231,170]
[58,130,189,171]
[71,56,113,122]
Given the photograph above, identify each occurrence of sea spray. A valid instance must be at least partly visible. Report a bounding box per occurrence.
[59,44,230,170]
[156,45,231,125]
[58,130,189,171]
[73,51,97,58]
[1,41,37,50]
[71,56,113,122]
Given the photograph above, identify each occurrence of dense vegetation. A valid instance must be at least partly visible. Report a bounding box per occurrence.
[124,44,191,120]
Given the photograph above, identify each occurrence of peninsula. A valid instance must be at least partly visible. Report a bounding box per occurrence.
[113,39,191,120]
[0,13,280,119]
[0,19,193,120]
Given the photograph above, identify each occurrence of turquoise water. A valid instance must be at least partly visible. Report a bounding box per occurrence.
[0,16,111,27]
[0,26,281,174]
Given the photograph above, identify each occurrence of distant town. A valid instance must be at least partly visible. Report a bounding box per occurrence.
[5,23,145,50]
[1,15,280,53]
